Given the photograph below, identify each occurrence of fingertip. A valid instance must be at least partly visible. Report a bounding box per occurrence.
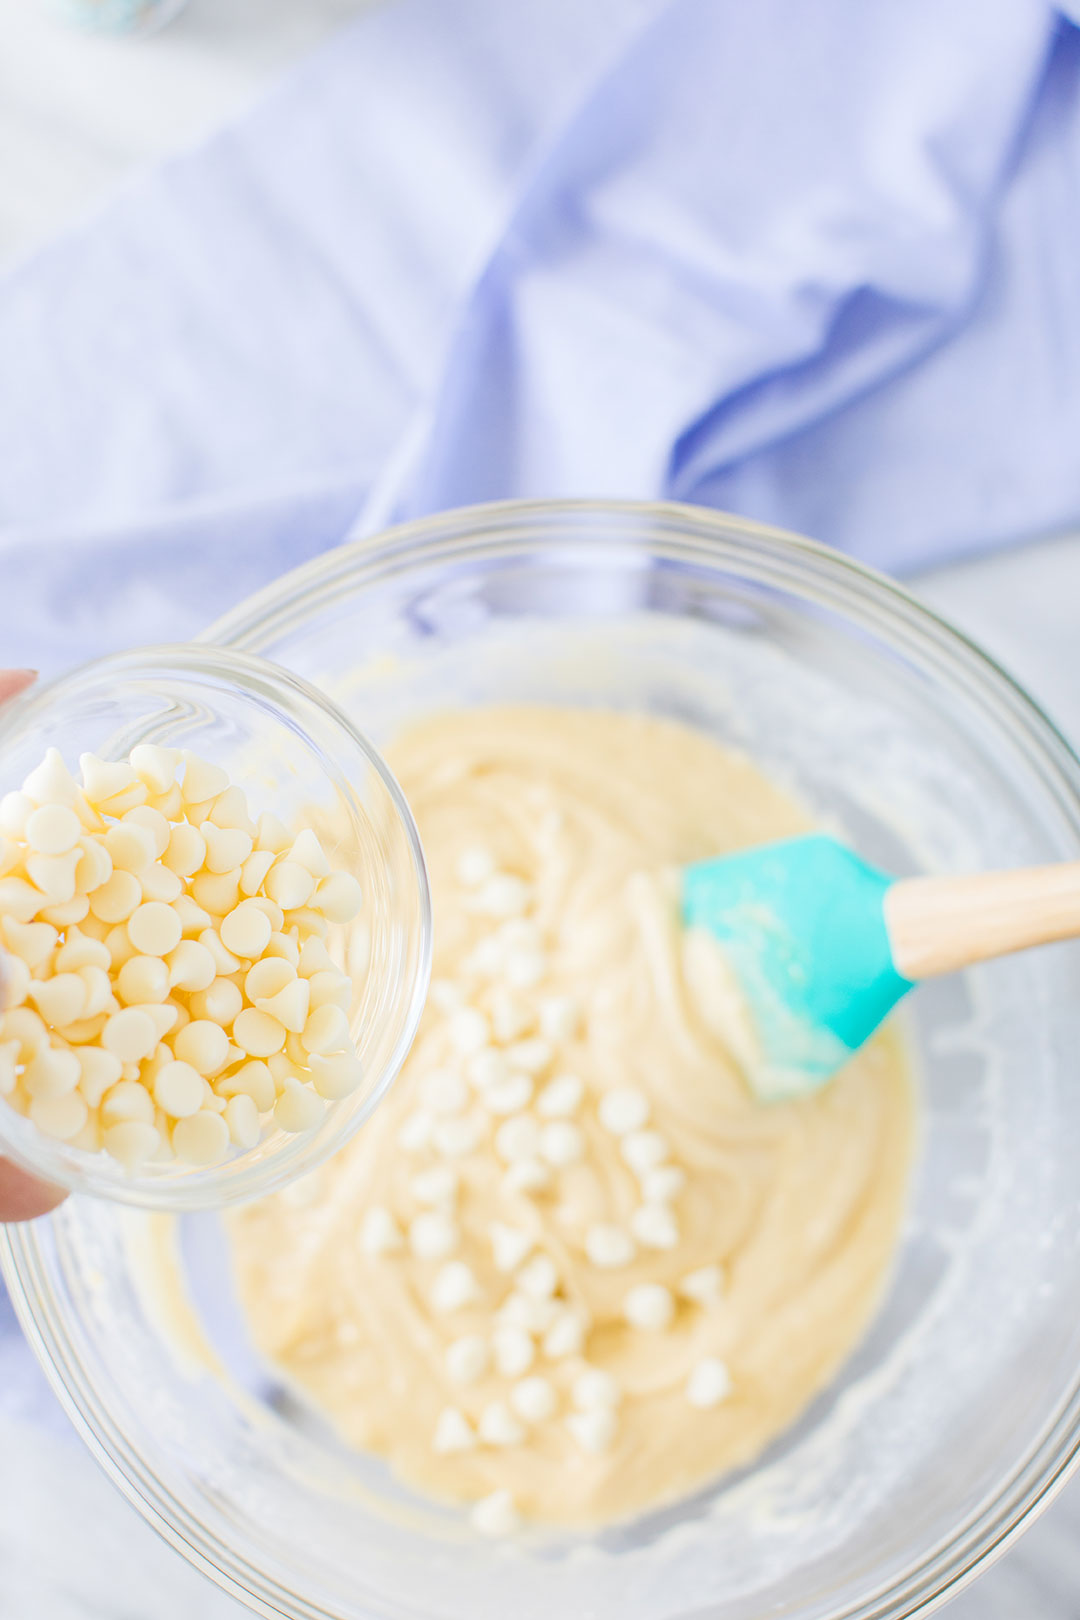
[0,1159,67,1221]
[0,670,37,704]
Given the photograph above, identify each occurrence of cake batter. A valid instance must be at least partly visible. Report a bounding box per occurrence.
[229,707,914,1529]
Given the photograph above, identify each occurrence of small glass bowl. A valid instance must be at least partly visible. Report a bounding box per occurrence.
[0,644,431,1209]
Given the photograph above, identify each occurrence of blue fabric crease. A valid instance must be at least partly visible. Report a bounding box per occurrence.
[0,0,1079,671]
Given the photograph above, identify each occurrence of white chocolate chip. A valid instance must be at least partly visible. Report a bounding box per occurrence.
[102,1007,158,1063]
[115,955,169,1007]
[397,1110,434,1154]
[598,1086,650,1135]
[234,1008,288,1059]
[478,1400,525,1447]
[516,1253,558,1300]
[410,1165,459,1209]
[429,978,466,1015]
[500,1158,551,1196]
[494,1115,541,1163]
[255,811,290,853]
[630,1203,680,1250]
[456,846,497,887]
[433,1406,476,1455]
[542,1307,588,1360]
[584,1224,636,1269]
[166,939,217,993]
[4,918,58,969]
[489,987,533,1043]
[536,1073,584,1118]
[504,1038,553,1076]
[444,1335,488,1386]
[538,994,579,1044]
[409,1211,460,1261]
[539,1120,584,1167]
[360,1206,404,1256]
[464,936,507,978]
[175,1019,231,1076]
[181,753,228,804]
[510,1375,557,1424]
[430,1261,481,1314]
[201,823,253,876]
[190,976,243,1026]
[470,873,531,919]
[566,1408,617,1455]
[152,1060,205,1118]
[312,871,364,924]
[686,1358,732,1409]
[288,829,330,878]
[25,805,81,856]
[306,970,350,1012]
[172,1110,231,1165]
[470,1490,520,1537]
[220,899,273,959]
[103,1119,160,1168]
[571,1367,621,1409]
[28,974,87,1027]
[128,744,181,796]
[449,1006,491,1055]
[300,1003,349,1055]
[466,1047,510,1090]
[21,1046,79,1103]
[245,957,294,1001]
[265,860,315,911]
[490,1222,533,1274]
[26,850,80,905]
[257,977,311,1037]
[496,1291,557,1335]
[492,1324,534,1378]
[623,1283,675,1331]
[207,787,253,835]
[273,1078,325,1134]
[123,806,170,859]
[678,1265,725,1308]
[419,1069,469,1116]
[224,1093,261,1148]
[621,1129,669,1174]
[504,950,547,989]
[0,792,33,837]
[25,750,79,806]
[100,1078,154,1123]
[29,1089,88,1140]
[433,1114,483,1159]
[483,1073,533,1116]
[642,1164,687,1203]
[0,876,45,923]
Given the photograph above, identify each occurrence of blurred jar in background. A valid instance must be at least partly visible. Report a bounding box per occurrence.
[48,0,188,33]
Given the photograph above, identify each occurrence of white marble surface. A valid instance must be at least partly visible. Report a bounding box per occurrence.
[2,7,1080,1617]
[0,0,378,266]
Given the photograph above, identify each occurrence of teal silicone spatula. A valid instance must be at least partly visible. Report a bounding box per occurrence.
[681,834,1080,1102]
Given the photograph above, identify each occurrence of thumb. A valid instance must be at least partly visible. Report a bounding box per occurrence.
[0,670,36,704]
[0,1158,66,1221]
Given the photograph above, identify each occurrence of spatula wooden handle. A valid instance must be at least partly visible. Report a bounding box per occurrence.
[884,863,1080,981]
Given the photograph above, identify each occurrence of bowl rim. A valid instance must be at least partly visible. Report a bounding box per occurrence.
[6,496,1080,1620]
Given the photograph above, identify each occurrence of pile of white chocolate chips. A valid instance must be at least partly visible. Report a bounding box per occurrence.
[0,745,363,1169]
[374,850,727,1534]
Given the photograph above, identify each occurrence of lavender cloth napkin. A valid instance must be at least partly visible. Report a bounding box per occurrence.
[0,0,1078,674]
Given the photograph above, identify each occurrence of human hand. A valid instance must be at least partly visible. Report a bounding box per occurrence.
[0,668,67,1221]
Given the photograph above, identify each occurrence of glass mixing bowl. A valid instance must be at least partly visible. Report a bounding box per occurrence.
[0,645,430,1207]
[5,499,1080,1620]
